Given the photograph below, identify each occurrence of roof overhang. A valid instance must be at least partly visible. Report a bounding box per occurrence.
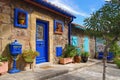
[71,23,85,30]
[24,0,76,19]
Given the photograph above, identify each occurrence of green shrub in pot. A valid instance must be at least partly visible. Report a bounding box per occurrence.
[114,58,120,68]
[62,44,77,58]
[81,52,90,62]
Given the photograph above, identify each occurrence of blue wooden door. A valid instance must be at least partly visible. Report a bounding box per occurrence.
[36,20,48,64]
[83,36,89,52]
[71,36,78,47]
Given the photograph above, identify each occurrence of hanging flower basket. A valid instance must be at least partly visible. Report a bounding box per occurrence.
[22,49,39,63]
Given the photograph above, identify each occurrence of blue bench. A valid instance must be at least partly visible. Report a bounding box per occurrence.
[107,52,114,61]
[98,52,114,60]
[98,52,104,59]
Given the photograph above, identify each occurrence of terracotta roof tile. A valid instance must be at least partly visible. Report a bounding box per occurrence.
[32,0,76,18]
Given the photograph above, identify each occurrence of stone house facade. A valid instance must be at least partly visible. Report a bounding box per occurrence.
[0,0,75,70]
[71,23,96,58]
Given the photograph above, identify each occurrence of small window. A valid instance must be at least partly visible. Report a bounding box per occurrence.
[54,20,64,34]
[14,8,28,28]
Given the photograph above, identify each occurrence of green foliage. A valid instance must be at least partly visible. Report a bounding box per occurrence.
[114,58,120,68]
[22,49,39,63]
[0,55,8,66]
[76,50,81,56]
[84,0,120,79]
[62,44,77,58]
[81,52,90,57]
[109,41,120,57]
[0,55,8,62]
[84,0,120,38]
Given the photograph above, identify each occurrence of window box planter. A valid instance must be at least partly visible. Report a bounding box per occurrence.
[59,57,73,64]
[59,44,77,64]
[54,31,63,35]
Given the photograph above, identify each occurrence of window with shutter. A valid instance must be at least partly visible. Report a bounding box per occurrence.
[83,36,89,52]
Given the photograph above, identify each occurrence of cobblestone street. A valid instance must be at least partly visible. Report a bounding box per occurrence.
[48,63,120,80]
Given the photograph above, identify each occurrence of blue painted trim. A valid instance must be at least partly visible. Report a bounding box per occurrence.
[54,19,64,33]
[33,0,76,18]
[45,21,49,62]
[56,46,62,57]
[14,8,28,28]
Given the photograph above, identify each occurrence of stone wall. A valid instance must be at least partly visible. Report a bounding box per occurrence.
[71,27,95,58]
[0,0,12,53]
[53,24,68,63]
[71,27,84,49]
[0,0,70,70]
[89,37,95,58]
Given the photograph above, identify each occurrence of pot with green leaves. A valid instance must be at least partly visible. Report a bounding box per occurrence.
[0,55,8,74]
[81,52,89,63]
[114,58,120,69]
[74,48,81,63]
[59,44,77,64]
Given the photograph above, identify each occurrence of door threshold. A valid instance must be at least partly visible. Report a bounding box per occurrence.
[35,62,52,68]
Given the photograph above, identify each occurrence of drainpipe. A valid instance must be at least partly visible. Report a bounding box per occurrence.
[68,17,74,45]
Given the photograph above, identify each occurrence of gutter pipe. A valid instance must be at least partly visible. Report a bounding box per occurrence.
[68,17,74,45]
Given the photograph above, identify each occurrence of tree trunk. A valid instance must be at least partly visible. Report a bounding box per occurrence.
[103,46,108,80]
[102,36,118,80]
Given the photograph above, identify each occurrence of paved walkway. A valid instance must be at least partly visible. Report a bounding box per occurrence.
[0,59,101,80]
[48,62,120,80]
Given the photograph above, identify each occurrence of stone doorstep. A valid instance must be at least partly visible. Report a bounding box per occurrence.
[34,62,52,68]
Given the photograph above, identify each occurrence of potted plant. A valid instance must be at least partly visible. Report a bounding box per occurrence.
[114,58,120,68]
[59,44,77,64]
[74,48,81,63]
[81,52,89,63]
[0,55,8,75]
[18,12,25,25]
[22,49,39,63]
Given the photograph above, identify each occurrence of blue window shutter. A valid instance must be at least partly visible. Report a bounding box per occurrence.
[56,47,62,57]
[71,36,78,47]
[83,37,89,52]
